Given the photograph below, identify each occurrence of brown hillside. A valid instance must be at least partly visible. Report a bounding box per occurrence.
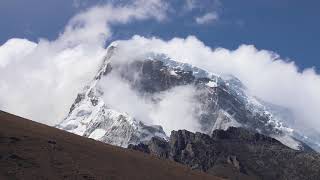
[0,111,219,180]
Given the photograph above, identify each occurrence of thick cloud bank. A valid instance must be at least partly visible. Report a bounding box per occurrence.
[112,36,320,133]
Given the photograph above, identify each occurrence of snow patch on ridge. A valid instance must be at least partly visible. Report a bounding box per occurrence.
[147,53,220,80]
[212,110,242,131]
[89,129,106,139]
[206,80,218,88]
[272,134,302,150]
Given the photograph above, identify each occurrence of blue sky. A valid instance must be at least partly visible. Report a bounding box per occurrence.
[0,0,319,70]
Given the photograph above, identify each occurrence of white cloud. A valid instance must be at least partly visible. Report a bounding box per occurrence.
[195,12,219,24]
[184,0,221,25]
[152,85,202,134]
[61,1,168,47]
[0,38,37,68]
[108,35,320,133]
[0,1,168,125]
[100,71,201,134]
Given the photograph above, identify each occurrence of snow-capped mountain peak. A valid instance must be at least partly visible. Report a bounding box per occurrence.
[57,42,319,152]
[57,44,167,147]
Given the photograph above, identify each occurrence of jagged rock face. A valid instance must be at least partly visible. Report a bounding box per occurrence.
[57,44,319,151]
[111,56,309,150]
[129,127,320,180]
[117,60,269,132]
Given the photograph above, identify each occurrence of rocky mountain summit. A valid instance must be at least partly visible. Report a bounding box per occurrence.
[129,127,320,180]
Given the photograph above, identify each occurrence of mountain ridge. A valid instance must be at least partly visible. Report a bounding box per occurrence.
[129,127,320,180]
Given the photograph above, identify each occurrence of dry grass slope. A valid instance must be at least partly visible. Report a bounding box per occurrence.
[0,111,220,180]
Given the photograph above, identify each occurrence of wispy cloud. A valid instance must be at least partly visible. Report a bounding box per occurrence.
[184,0,221,11]
[100,71,201,134]
[185,0,197,10]
[195,12,219,24]
[182,0,222,25]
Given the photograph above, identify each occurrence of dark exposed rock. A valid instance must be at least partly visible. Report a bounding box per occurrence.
[129,127,320,180]
[211,127,281,144]
[68,93,85,115]
[116,60,195,93]
[128,136,170,159]
[128,143,150,154]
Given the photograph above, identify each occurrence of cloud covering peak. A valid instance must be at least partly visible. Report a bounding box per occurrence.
[111,35,320,133]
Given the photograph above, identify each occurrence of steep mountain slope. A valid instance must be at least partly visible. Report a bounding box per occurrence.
[0,111,220,180]
[129,127,320,180]
[57,46,167,147]
[57,43,319,151]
